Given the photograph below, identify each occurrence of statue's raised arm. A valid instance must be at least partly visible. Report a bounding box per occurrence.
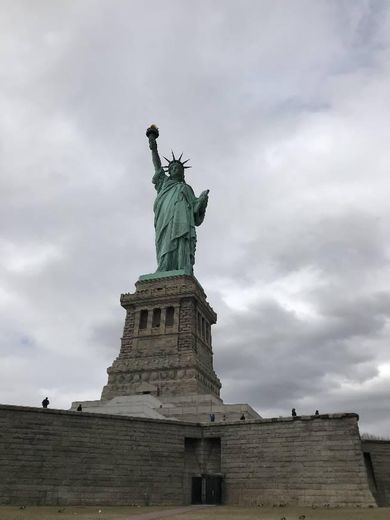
[145,125,209,276]
[146,125,162,173]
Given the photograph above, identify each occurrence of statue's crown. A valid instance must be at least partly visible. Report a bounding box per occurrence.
[163,151,191,171]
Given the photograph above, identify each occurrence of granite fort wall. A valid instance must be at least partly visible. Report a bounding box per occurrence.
[0,405,376,507]
[204,414,376,507]
[0,405,200,506]
[362,440,390,506]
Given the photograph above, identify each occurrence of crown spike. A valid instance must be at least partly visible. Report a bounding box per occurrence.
[171,150,176,161]
[182,159,190,165]
[184,166,192,169]
[179,153,183,161]
[163,156,171,163]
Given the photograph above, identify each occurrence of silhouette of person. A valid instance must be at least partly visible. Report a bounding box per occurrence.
[291,408,297,417]
[315,410,319,416]
[209,413,215,422]
[240,414,245,421]
[42,397,49,408]
[77,404,82,412]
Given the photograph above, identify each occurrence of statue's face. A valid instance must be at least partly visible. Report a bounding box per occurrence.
[169,162,184,181]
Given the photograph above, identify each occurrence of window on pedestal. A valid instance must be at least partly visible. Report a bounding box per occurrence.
[166,306,175,327]
[139,309,148,330]
[152,308,161,328]
[206,322,210,344]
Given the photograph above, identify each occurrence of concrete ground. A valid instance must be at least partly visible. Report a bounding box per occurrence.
[1,505,390,520]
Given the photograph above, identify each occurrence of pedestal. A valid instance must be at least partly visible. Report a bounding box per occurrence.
[101,274,222,400]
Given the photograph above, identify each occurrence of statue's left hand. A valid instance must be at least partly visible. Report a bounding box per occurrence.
[197,190,209,212]
[194,190,209,224]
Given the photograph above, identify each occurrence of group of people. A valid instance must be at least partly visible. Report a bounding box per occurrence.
[208,410,321,422]
[292,408,320,417]
[42,397,82,412]
[209,413,246,422]
[42,398,320,419]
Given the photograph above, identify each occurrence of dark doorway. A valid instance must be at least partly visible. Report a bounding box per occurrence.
[205,476,222,505]
[191,477,202,504]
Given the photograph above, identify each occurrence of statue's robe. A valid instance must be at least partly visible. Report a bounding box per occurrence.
[152,168,206,273]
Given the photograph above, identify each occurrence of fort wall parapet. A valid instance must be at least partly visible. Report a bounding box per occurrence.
[0,404,378,507]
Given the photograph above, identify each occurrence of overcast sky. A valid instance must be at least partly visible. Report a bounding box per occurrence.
[1,0,390,435]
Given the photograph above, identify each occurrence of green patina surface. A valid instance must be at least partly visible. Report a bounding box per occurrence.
[146,125,209,276]
[139,269,189,281]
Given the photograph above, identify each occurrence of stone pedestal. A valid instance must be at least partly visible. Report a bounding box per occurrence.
[101,274,222,400]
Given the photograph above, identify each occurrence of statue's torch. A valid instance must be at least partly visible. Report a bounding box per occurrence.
[146,125,159,149]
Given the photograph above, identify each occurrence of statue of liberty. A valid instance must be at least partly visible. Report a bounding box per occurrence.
[146,125,209,275]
